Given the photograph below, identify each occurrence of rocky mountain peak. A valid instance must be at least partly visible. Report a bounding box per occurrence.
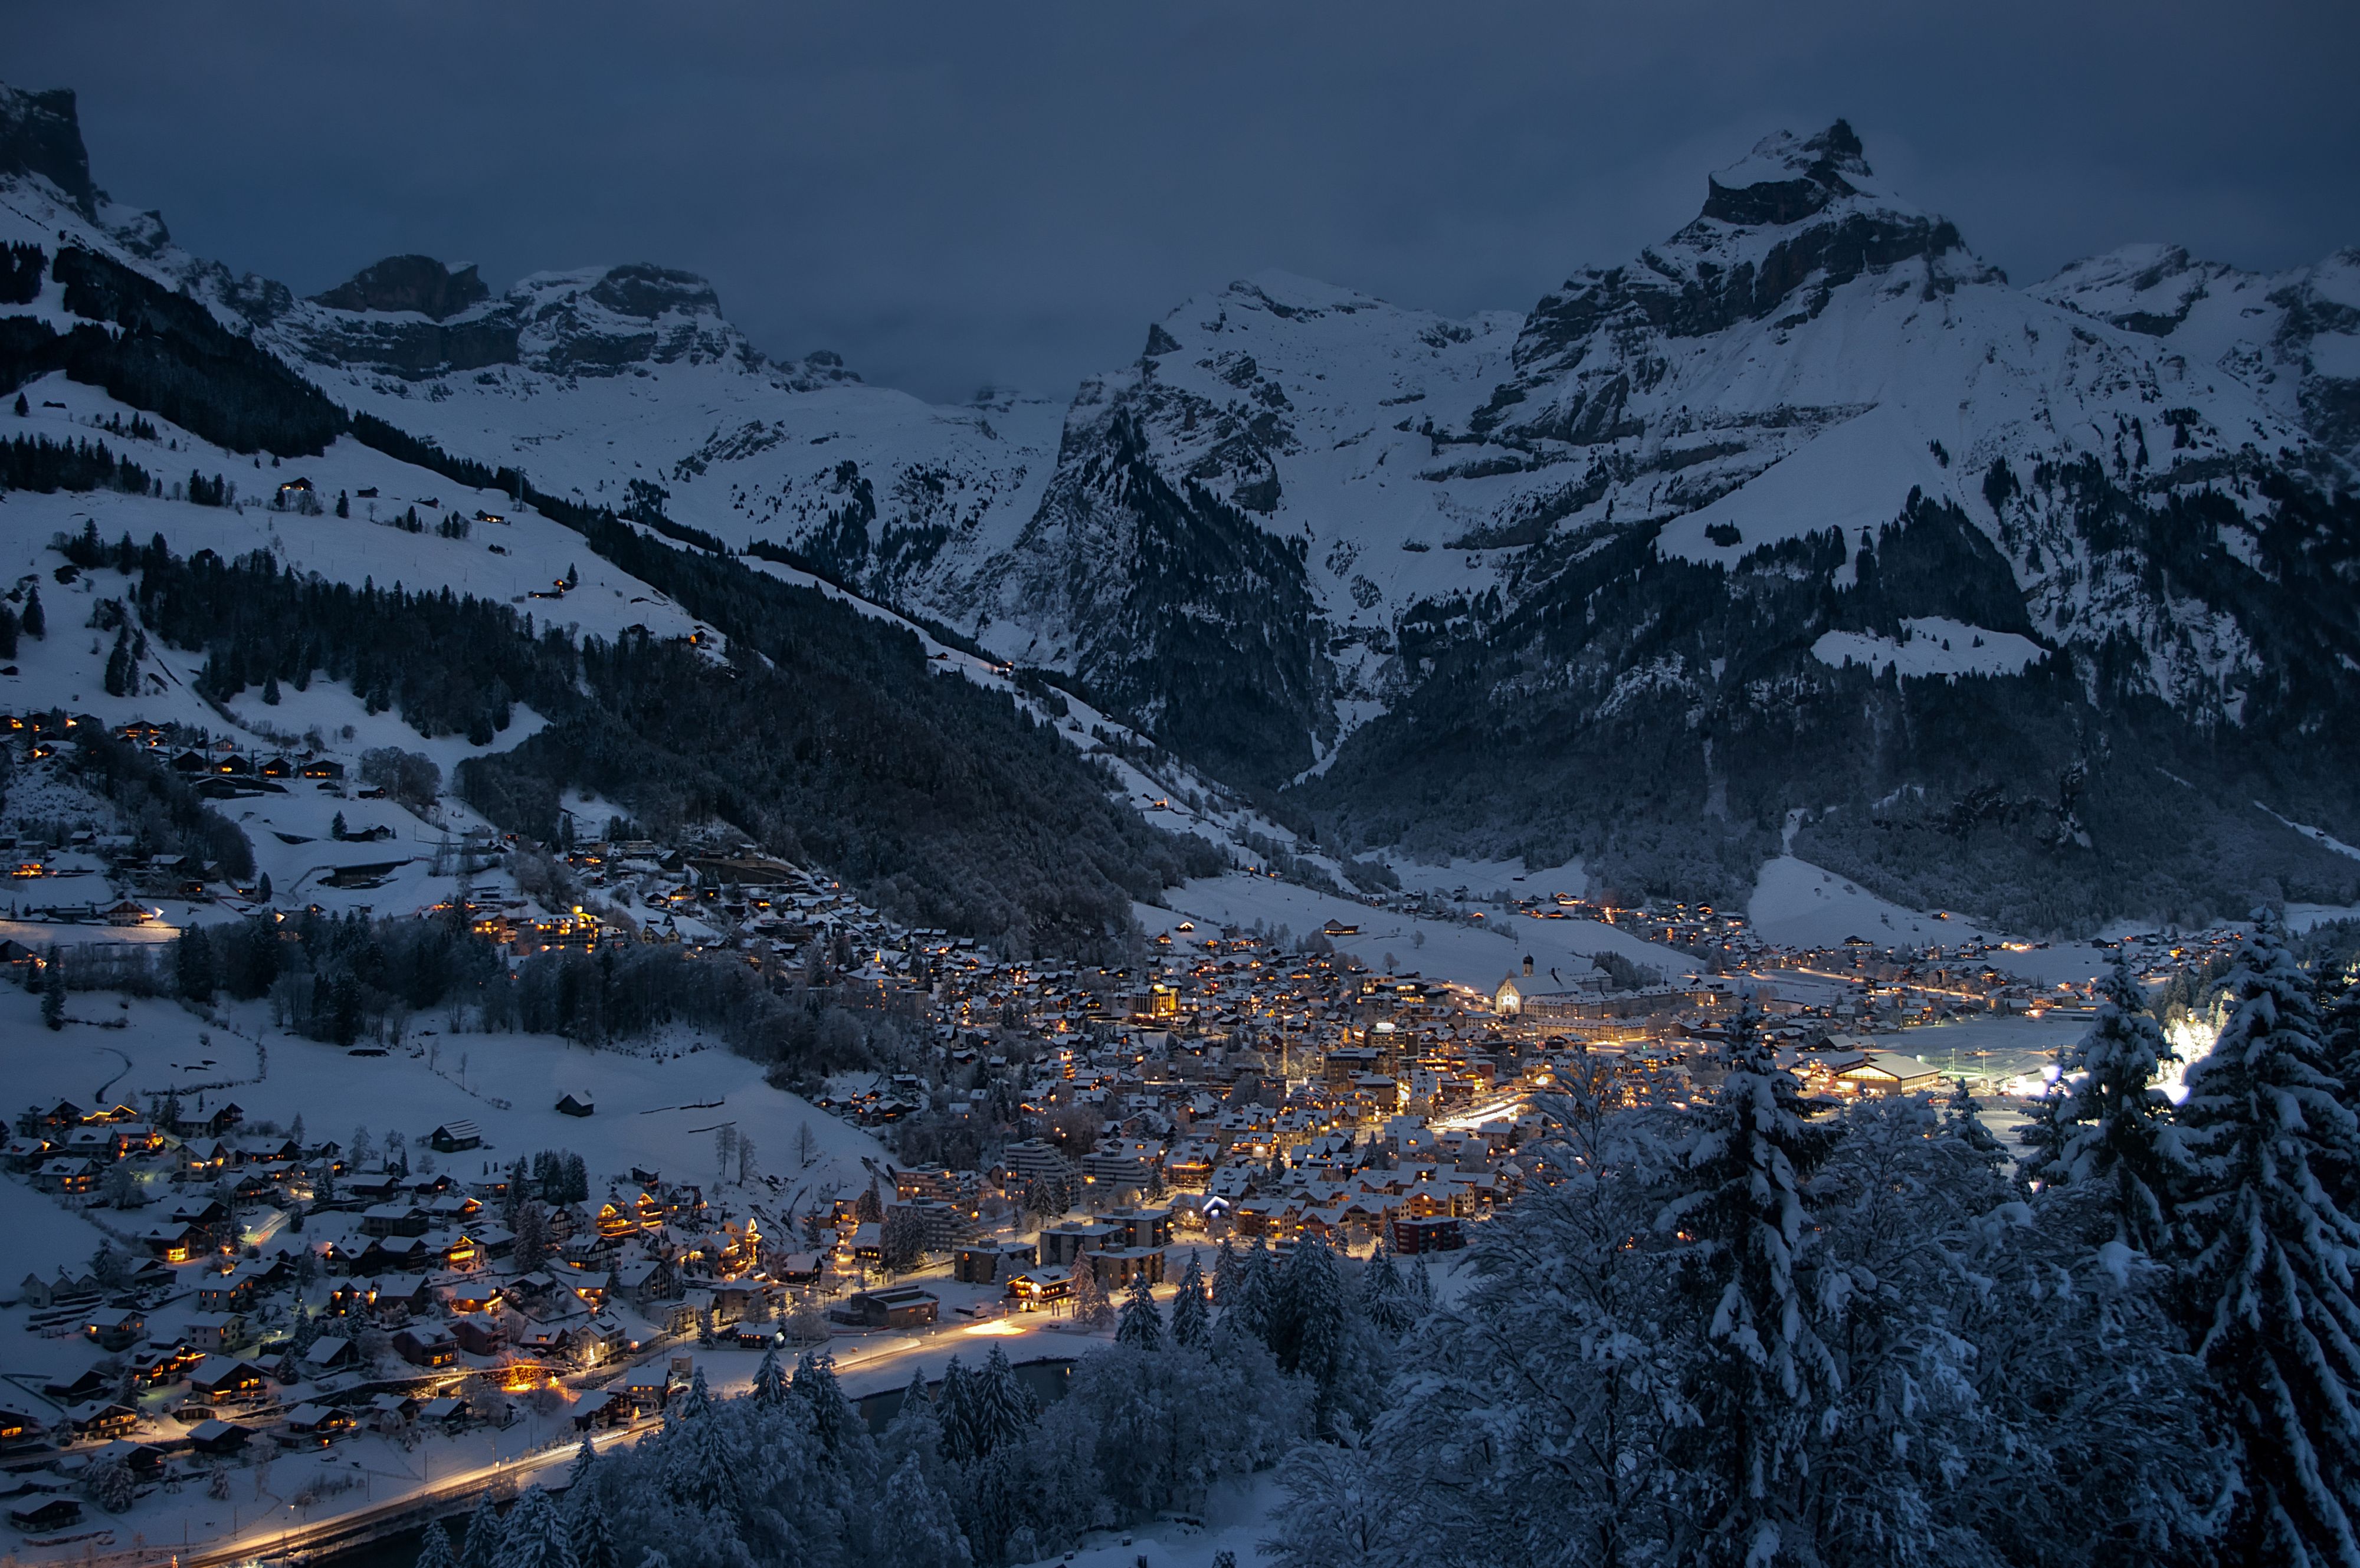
[1700,119,1874,227]
[582,263,723,322]
[311,254,491,320]
[0,84,96,217]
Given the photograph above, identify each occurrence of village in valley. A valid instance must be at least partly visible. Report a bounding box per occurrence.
[0,700,2261,1564]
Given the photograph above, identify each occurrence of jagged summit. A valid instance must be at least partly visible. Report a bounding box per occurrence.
[0,84,95,217]
[1701,119,1883,227]
[312,255,491,320]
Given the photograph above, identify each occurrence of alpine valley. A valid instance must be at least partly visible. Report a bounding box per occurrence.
[4,84,2357,936]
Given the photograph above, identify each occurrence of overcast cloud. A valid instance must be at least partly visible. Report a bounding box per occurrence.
[6,2,2352,404]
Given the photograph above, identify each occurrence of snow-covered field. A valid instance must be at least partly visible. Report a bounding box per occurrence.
[1747,855,2010,950]
[0,984,887,1233]
[1382,854,1585,901]
[1012,1475,1283,1568]
[1811,616,2047,680]
[1140,869,1687,990]
[1746,854,2127,988]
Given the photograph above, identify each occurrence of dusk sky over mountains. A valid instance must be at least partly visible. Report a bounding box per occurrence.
[8,1,2355,401]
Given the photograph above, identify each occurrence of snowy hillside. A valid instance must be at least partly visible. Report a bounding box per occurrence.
[260,260,1072,619]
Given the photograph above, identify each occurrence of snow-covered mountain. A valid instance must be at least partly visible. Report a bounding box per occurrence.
[250,259,1071,617]
[3,81,2355,929]
[1027,123,2357,772]
[993,121,2360,925]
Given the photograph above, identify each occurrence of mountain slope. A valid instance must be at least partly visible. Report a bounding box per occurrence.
[0,88,1223,955]
[1032,122,2360,926]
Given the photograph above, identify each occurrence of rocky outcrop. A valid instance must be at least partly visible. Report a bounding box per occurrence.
[312,255,491,319]
[0,86,95,216]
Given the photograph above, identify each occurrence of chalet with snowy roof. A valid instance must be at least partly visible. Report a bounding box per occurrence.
[955,1239,1038,1285]
[188,1417,253,1455]
[1836,1052,1945,1097]
[82,1306,145,1352]
[63,1400,139,1441]
[11,1497,83,1533]
[284,1402,358,1441]
[34,1157,96,1195]
[301,1335,359,1376]
[191,1358,271,1404]
[428,1120,482,1152]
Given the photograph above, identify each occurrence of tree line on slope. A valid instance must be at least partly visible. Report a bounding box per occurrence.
[114,533,1219,956]
[45,908,906,1090]
[1304,484,2360,934]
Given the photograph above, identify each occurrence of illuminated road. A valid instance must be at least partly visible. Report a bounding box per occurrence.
[160,1314,1080,1568]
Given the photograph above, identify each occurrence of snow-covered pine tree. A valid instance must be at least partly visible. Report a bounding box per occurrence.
[2040,959,2190,1249]
[2318,964,2360,1218]
[1939,1075,2006,1166]
[1225,1235,1276,1344]
[415,1519,457,1568]
[494,1487,575,1568]
[1662,1005,1843,1567]
[2176,911,2360,1567]
[2016,1078,2073,1187]
[1170,1254,1212,1349]
[459,1491,506,1568]
[933,1356,975,1462]
[675,1365,712,1422]
[566,1480,617,1568]
[897,1362,934,1423]
[1070,1257,1113,1328]
[1404,1255,1434,1312]
[1210,1236,1239,1305]
[872,1454,970,1568]
[883,1362,946,1475]
[1356,1238,1414,1336]
[792,1349,870,1468]
[1274,1246,1350,1388]
[751,1344,788,1405]
[1116,1272,1164,1348]
[969,1345,1037,1460]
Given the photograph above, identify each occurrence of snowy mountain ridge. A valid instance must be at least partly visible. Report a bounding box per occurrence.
[3,83,2357,928]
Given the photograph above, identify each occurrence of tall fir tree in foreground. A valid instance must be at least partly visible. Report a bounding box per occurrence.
[2177,911,2360,1568]
[414,1520,456,1568]
[2319,963,2360,1220]
[458,1491,504,1568]
[496,1486,576,1568]
[2040,959,2191,1250]
[1664,1006,1842,1567]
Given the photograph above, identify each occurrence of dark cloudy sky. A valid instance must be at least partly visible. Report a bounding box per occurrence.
[8,2,2353,404]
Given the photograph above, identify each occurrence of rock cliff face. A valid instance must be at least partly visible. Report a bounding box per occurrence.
[310,254,491,320]
[0,85,97,216]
